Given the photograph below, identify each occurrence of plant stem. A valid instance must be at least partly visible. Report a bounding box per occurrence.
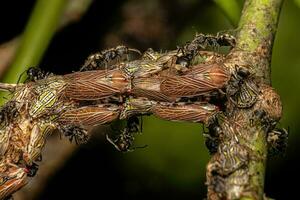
[206,0,283,199]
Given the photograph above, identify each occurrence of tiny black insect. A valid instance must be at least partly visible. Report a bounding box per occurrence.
[17,67,51,83]
[25,162,39,177]
[59,125,89,145]
[106,116,146,152]
[226,65,259,108]
[204,116,223,154]
[175,33,236,69]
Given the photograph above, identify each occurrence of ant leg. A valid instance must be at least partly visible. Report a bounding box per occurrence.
[106,128,134,152]
[58,125,89,145]
[106,116,145,152]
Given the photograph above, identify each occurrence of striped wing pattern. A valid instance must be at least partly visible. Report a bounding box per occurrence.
[161,75,217,97]
[0,127,9,156]
[64,70,128,100]
[152,103,216,123]
[64,80,120,100]
[132,77,173,102]
[58,106,120,126]
[161,64,229,98]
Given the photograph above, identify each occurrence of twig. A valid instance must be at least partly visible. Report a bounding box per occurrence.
[206,0,284,199]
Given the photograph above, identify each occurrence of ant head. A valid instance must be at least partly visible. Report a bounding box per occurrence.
[27,67,39,77]
[235,65,250,78]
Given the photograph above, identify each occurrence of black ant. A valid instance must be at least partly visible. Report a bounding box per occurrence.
[175,33,236,69]
[17,67,51,83]
[203,114,223,154]
[106,116,146,152]
[80,45,141,71]
[225,65,259,108]
[25,162,39,177]
[59,125,89,145]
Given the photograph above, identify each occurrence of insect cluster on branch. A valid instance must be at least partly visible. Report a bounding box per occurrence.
[0,33,287,199]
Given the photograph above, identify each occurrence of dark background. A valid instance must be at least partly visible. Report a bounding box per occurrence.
[0,0,299,199]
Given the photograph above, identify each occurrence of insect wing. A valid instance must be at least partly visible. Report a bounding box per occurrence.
[132,78,173,102]
[58,105,120,126]
[152,103,218,123]
[161,64,229,98]
[0,127,9,156]
[64,70,128,100]
[25,122,56,164]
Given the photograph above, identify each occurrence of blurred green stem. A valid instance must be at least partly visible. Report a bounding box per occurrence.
[213,0,240,26]
[0,0,67,104]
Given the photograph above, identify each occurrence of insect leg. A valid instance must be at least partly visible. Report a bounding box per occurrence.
[80,45,141,71]
[58,125,89,145]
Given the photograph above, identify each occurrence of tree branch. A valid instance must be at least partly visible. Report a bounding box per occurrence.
[206,0,284,199]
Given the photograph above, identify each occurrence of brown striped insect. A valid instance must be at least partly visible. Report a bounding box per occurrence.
[23,121,56,165]
[160,63,230,99]
[63,69,130,101]
[152,102,219,124]
[57,104,120,126]
[131,77,174,102]
[120,97,219,125]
